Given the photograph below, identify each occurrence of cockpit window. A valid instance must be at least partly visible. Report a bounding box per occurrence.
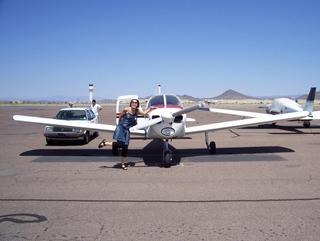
[147,94,183,108]
[147,95,164,108]
[165,95,182,107]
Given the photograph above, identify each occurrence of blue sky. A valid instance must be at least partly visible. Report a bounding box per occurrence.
[0,0,319,100]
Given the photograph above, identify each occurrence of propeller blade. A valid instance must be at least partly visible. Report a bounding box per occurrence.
[129,117,162,131]
[172,102,206,117]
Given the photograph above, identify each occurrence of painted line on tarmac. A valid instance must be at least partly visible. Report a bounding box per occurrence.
[0,198,320,203]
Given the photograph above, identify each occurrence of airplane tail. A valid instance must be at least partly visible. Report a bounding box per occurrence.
[303,87,316,114]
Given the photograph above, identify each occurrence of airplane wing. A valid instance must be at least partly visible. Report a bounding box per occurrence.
[185,111,309,134]
[203,108,269,118]
[13,115,146,136]
[312,111,320,120]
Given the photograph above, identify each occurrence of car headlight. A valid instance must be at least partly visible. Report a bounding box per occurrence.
[45,126,53,132]
[72,128,84,133]
[161,127,175,137]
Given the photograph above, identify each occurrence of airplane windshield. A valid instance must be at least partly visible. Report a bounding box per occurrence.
[147,95,182,108]
[147,95,164,108]
[166,95,182,108]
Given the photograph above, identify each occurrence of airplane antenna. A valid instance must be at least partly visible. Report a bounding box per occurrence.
[157,84,161,95]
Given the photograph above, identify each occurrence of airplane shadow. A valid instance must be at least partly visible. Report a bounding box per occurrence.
[21,140,294,167]
[242,124,320,134]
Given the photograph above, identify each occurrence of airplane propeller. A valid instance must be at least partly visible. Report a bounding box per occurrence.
[172,102,207,117]
[129,117,163,131]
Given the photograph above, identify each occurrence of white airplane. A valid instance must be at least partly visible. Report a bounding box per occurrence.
[208,87,320,128]
[265,87,319,127]
[13,86,315,166]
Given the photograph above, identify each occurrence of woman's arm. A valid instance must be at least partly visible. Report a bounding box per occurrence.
[119,108,128,119]
[137,107,155,116]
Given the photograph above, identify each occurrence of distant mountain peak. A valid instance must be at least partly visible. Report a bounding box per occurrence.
[213,89,256,99]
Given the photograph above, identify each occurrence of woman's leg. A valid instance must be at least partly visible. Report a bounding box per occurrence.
[98,139,113,148]
[120,143,129,170]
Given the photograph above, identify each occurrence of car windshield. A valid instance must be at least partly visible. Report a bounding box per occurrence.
[56,110,87,120]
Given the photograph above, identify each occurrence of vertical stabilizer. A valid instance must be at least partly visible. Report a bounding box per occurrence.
[303,87,316,113]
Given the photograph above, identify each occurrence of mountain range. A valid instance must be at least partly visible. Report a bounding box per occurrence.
[2,89,319,102]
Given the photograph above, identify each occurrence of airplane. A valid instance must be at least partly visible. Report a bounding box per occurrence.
[265,87,319,127]
[208,87,320,128]
[13,86,317,166]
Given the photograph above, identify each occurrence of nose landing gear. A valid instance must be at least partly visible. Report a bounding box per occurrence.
[162,139,173,167]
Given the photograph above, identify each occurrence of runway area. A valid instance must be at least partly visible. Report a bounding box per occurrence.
[1,104,320,241]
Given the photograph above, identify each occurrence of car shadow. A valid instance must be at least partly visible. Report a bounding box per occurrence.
[21,140,294,167]
[45,135,99,146]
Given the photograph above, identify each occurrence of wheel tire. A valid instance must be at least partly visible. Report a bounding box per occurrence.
[209,141,216,154]
[82,132,90,144]
[303,121,311,128]
[163,151,172,167]
[112,142,119,156]
[46,138,54,145]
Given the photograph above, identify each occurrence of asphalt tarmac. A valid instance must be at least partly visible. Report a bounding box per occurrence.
[1,105,320,241]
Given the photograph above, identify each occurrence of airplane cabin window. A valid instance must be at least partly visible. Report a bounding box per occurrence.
[147,95,164,108]
[165,95,182,107]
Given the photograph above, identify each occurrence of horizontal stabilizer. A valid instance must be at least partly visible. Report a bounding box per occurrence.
[310,111,320,120]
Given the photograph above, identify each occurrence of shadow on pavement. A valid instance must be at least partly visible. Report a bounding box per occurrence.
[242,124,320,134]
[20,140,294,167]
[0,213,47,224]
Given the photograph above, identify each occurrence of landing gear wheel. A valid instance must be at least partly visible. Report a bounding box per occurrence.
[112,142,119,156]
[209,141,216,154]
[303,121,311,128]
[163,150,172,167]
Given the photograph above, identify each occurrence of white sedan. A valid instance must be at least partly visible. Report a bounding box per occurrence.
[44,108,98,145]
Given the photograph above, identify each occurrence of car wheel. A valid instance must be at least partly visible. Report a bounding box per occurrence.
[82,132,90,144]
[46,138,54,145]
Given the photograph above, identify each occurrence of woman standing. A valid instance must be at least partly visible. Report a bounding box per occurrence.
[99,99,152,170]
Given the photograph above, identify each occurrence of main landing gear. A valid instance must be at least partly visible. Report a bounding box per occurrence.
[205,132,216,154]
[303,120,311,128]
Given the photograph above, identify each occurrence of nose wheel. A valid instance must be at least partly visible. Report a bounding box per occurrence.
[162,140,173,167]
